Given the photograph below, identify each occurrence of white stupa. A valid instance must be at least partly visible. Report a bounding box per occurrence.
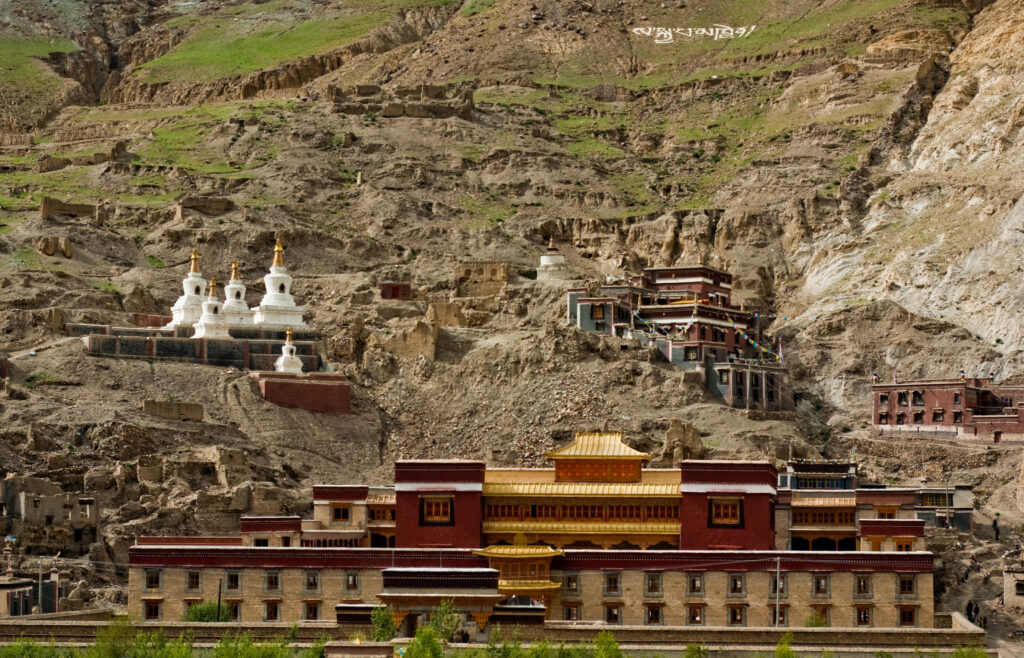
[221,260,255,327]
[192,280,231,339]
[166,249,208,329]
[253,238,308,330]
[537,236,571,281]
[274,329,304,374]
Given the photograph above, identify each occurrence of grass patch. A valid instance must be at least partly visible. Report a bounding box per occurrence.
[0,36,79,125]
[462,0,502,16]
[139,9,391,83]
[458,193,516,228]
[24,370,59,387]
[145,255,167,268]
[91,280,121,293]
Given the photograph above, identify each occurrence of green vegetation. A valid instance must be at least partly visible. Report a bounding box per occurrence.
[462,0,502,16]
[139,5,391,83]
[91,280,121,294]
[683,645,709,658]
[145,254,167,268]
[458,193,516,227]
[24,370,60,387]
[182,600,231,622]
[0,37,79,126]
[804,611,829,627]
[371,605,397,642]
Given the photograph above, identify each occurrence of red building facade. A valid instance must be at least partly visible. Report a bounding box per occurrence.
[872,377,1024,438]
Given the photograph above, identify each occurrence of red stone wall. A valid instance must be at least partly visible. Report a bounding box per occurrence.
[679,492,776,550]
[256,376,351,413]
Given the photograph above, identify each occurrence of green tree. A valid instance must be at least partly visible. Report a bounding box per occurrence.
[594,632,622,658]
[684,645,709,658]
[405,626,444,658]
[86,618,136,658]
[183,600,232,622]
[775,632,800,658]
[371,605,397,642]
[428,599,462,644]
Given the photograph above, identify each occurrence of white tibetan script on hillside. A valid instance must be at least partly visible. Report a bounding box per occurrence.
[632,25,756,43]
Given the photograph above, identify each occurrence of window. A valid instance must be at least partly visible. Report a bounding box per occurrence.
[812,574,830,597]
[710,498,743,527]
[878,412,889,424]
[226,571,240,591]
[770,574,787,597]
[186,571,201,591]
[644,573,662,597]
[899,575,916,596]
[953,411,963,423]
[687,574,704,596]
[420,495,453,525]
[305,570,320,592]
[856,607,871,627]
[719,370,729,384]
[727,605,745,626]
[770,606,787,626]
[590,305,605,320]
[265,601,280,622]
[345,571,360,592]
[563,573,580,594]
[145,569,161,590]
[879,394,889,405]
[332,506,351,523]
[897,392,908,406]
[932,409,944,422]
[685,347,699,361]
[227,602,240,621]
[603,572,621,596]
[877,509,895,520]
[144,602,161,620]
[896,413,906,425]
[254,538,269,547]
[265,571,281,592]
[645,604,662,625]
[913,411,924,424]
[912,391,924,406]
[687,605,704,625]
[281,537,291,547]
[810,606,830,626]
[604,605,621,624]
[304,602,319,621]
[899,608,916,627]
[954,393,962,405]
[563,605,580,621]
[855,574,872,598]
[1016,581,1024,596]
[728,574,745,596]
[896,540,913,552]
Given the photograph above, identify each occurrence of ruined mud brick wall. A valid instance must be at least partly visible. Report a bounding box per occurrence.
[0,133,33,147]
[177,196,235,216]
[0,476,98,557]
[330,83,473,120]
[375,320,438,361]
[142,400,204,422]
[252,373,351,414]
[133,314,173,328]
[455,260,511,298]
[40,197,98,221]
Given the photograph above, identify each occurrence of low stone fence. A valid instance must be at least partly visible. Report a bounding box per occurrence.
[82,334,323,371]
[142,399,204,422]
[251,372,352,414]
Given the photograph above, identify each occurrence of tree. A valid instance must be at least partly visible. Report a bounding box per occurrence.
[594,632,622,658]
[183,601,231,622]
[428,599,462,644]
[405,626,444,658]
[775,631,800,658]
[371,605,397,642]
[684,645,709,658]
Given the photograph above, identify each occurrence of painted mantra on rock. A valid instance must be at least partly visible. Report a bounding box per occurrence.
[632,25,756,43]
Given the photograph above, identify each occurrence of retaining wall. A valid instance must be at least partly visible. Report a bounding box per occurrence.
[142,400,204,422]
[82,334,322,371]
[252,372,351,413]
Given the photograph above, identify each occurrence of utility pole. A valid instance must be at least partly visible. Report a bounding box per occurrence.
[775,556,781,627]
[37,558,43,613]
[216,578,223,621]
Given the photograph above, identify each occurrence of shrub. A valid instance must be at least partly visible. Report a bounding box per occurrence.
[594,632,622,658]
[405,626,443,658]
[951,648,989,658]
[428,599,461,644]
[371,605,397,642]
[183,600,231,622]
[805,611,828,627]
[684,645,709,658]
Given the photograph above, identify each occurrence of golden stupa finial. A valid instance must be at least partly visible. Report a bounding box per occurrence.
[230,260,240,280]
[208,279,217,296]
[272,238,284,268]
[286,328,293,342]
[547,235,557,251]
[189,248,201,273]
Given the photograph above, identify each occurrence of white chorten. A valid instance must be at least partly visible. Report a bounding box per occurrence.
[166,249,208,329]
[222,260,255,327]
[253,238,308,330]
[537,236,571,281]
[274,329,304,374]
[192,280,231,339]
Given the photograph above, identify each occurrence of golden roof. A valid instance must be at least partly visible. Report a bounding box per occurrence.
[498,579,561,592]
[483,521,679,535]
[546,432,649,461]
[207,279,217,296]
[272,238,284,267]
[473,545,564,559]
[483,482,678,497]
[189,248,200,273]
[230,260,240,280]
[791,497,857,508]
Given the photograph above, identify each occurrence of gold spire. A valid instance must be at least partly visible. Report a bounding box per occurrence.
[272,238,284,268]
[286,328,293,343]
[189,248,200,273]
[230,260,240,280]
[207,279,217,297]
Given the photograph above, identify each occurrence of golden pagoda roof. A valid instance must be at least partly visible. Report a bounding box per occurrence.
[483,521,680,535]
[546,432,649,461]
[473,545,563,559]
[207,279,217,296]
[230,260,240,280]
[272,238,284,267]
[483,482,678,497]
[498,579,562,592]
[189,248,200,273]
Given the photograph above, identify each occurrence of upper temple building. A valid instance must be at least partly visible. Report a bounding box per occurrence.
[567,265,793,412]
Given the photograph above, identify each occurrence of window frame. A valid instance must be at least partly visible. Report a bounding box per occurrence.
[727,604,746,627]
[419,494,455,526]
[304,602,320,621]
[345,570,361,593]
[644,572,663,598]
[144,601,161,621]
[898,574,917,598]
[225,570,241,592]
[686,573,704,597]
[144,569,161,591]
[709,497,744,528]
[856,606,872,627]
[812,574,830,598]
[854,574,872,599]
[185,570,201,592]
[563,572,580,595]
[305,570,321,593]
[770,573,787,598]
[899,607,917,627]
[644,603,663,625]
[603,571,622,596]
[265,570,281,592]
[604,604,622,625]
[727,573,746,597]
[770,604,788,627]
[563,604,580,621]
[686,604,705,626]
[265,601,280,622]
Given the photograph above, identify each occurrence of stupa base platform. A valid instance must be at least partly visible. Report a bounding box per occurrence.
[250,372,351,414]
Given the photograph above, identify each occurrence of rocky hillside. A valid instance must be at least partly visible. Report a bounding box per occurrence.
[2,0,1024,635]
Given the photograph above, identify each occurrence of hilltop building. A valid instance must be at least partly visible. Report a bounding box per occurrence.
[872,377,1024,440]
[129,432,953,633]
[567,266,792,411]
